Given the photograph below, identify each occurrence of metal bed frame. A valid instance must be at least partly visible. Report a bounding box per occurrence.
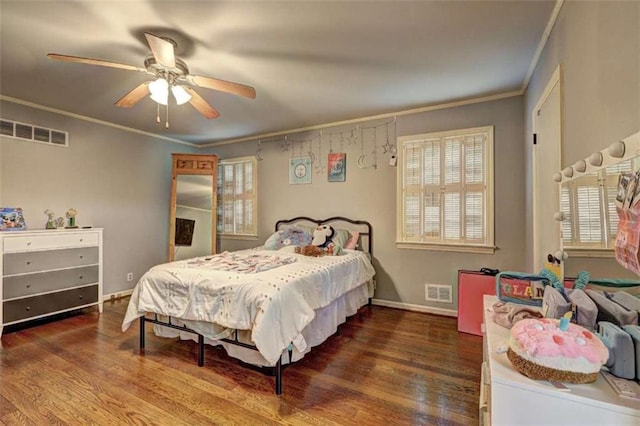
[138,216,373,395]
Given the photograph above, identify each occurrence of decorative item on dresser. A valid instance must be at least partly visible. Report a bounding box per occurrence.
[480,295,640,425]
[0,207,27,231]
[0,228,103,335]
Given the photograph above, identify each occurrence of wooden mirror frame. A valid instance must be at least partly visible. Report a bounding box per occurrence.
[169,153,218,261]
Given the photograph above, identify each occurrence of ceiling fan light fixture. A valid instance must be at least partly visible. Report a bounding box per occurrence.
[171,85,192,105]
[149,77,169,105]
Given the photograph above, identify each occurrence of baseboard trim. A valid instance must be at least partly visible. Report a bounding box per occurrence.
[372,298,458,317]
[102,289,133,302]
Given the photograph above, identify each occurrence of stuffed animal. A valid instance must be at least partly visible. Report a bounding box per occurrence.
[311,225,335,248]
[295,245,324,257]
[264,227,312,250]
[295,243,344,257]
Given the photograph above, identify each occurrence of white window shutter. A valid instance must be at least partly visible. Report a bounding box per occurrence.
[217,157,258,236]
[399,127,493,249]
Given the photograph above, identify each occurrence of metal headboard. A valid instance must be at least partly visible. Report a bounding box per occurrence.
[274,216,373,255]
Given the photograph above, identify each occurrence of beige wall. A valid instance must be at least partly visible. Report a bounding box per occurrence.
[0,82,527,312]
[0,100,197,295]
[524,1,640,278]
[208,95,526,309]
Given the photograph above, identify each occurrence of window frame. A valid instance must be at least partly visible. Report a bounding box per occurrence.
[216,155,259,240]
[396,126,495,253]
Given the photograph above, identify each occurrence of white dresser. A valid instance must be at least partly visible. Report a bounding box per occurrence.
[481,295,639,425]
[0,228,103,335]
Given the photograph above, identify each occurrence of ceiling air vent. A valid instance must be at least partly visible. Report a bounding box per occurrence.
[0,118,68,147]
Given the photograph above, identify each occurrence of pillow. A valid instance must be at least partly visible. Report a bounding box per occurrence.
[264,227,312,250]
[344,231,360,250]
[331,228,351,248]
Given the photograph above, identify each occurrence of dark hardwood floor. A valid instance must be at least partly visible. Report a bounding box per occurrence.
[0,298,483,425]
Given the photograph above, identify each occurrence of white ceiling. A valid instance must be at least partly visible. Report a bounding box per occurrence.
[0,0,556,146]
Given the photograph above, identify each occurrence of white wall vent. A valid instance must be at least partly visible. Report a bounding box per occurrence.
[425,284,453,303]
[0,118,68,147]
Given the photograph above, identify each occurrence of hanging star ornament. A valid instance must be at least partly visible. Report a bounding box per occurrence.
[381,139,394,154]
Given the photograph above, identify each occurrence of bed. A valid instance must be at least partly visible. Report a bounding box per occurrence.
[121,216,375,394]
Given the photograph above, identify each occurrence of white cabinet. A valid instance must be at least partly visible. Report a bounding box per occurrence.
[482,295,639,425]
[1,228,103,335]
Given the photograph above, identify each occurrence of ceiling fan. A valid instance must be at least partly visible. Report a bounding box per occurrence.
[47,32,256,127]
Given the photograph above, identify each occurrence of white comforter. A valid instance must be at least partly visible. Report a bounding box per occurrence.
[122,248,375,365]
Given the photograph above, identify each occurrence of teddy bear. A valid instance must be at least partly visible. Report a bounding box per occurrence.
[295,245,324,257]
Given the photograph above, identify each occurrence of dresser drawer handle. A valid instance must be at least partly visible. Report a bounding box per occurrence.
[26,242,31,246]
[25,306,31,311]
[26,283,31,288]
[80,238,83,242]
[79,255,84,259]
[26,261,31,265]
[79,275,83,279]
[79,295,83,300]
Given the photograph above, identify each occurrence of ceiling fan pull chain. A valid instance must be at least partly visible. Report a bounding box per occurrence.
[156,103,161,124]
[165,104,169,129]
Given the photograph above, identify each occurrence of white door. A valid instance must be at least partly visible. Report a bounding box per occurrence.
[533,68,562,273]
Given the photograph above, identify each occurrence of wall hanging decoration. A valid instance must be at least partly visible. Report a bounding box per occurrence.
[314,132,325,175]
[357,127,369,169]
[289,157,312,184]
[371,126,378,170]
[255,140,264,161]
[0,207,27,231]
[343,125,360,146]
[266,116,397,178]
[328,152,347,182]
[307,136,316,165]
[281,136,290,152]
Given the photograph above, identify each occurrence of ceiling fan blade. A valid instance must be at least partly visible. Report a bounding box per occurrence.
[115,81,150,108]
[47,53,146,72]
[183,87,220,119]
[144,33,176,68]
[188,75,256,99]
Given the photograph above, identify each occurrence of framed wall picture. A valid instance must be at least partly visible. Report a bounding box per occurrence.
[0,207,27,231]
[289,157,312,184]
[328,152,346,182]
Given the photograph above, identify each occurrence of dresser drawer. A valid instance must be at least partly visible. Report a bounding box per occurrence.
[3,284,99,323]
[3,265,99,299]
[3,232,99,253]
[3,247,99,276]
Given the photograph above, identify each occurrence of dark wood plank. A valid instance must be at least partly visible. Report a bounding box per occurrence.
[0,297,483,425]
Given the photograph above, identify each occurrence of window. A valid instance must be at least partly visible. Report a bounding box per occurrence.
[560,158,638,253]
[217,156,258,238]
[397,126,494,253]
